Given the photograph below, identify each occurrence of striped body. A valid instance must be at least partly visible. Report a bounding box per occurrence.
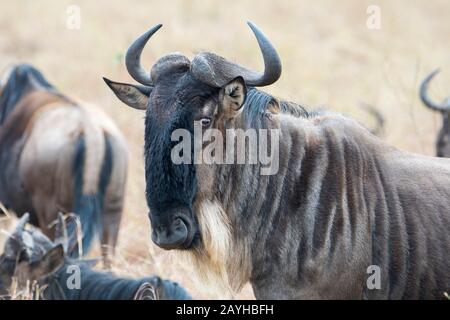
[193,91,450,299]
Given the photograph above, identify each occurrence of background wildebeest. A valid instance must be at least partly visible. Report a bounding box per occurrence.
[105,23,450,299]
[420,70,450,157]
[359,103,385,137]
[0,64,128,265]
[0,214,191,300]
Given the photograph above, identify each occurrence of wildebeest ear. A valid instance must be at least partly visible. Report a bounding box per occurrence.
[219,76,247,116]
[29,244,65,280]
[54,212,68,253]
[103,77,152,110]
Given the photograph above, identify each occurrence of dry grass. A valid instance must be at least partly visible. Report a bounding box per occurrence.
[0,0,449,299]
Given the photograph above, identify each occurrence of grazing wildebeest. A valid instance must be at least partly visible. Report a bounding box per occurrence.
[420,69,450,157]
[0,214,191,300]
[0,64,128,265]
[104,23,450,299]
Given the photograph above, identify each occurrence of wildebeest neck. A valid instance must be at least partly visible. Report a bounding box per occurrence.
[243,88,311,123]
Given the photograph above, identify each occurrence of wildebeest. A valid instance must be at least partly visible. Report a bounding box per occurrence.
[420,69,450,157]
[0,214,191,300]
[359,103,385,136]
[105,23,450,299]
[0,64,128,265]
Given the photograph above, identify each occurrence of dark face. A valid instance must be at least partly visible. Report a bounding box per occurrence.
[144,72,219,250]
[0,230,37,296]
[105,71,247,250]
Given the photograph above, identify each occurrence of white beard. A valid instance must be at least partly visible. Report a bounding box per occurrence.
[174,199,250,298]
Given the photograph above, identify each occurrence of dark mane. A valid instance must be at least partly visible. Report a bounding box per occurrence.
[0,64,56,125]
[243,88,313,126]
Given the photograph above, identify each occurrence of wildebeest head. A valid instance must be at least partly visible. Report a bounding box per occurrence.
[0,214,65,297]
[104,22,281,251]
[420,69,450,157]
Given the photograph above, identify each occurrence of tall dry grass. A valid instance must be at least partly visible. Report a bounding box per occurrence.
[0,0,449,299]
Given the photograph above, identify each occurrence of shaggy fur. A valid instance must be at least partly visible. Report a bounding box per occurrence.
[107,51,450,300]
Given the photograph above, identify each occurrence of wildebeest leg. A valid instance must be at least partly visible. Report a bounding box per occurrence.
[100,204,122,269]
[30,192,58,239]
[100,134,127,269]
[100,167,126,268]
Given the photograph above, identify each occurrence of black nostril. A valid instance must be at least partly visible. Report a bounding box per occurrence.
[151,216,190,250]
[171,217,188,236]
[172,217,185,230]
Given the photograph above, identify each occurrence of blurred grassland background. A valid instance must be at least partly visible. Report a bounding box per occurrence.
[0,0,449,299]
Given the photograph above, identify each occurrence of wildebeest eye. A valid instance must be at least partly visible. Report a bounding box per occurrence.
[200,118,211,128]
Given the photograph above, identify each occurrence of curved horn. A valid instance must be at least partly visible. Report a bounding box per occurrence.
[14,213,30,235]
[359,102,385,136]
[54,213,68,253]
[4,213,30,258]
[191,21,282,87]
[125,24,163,86]
[420,69,450,112]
